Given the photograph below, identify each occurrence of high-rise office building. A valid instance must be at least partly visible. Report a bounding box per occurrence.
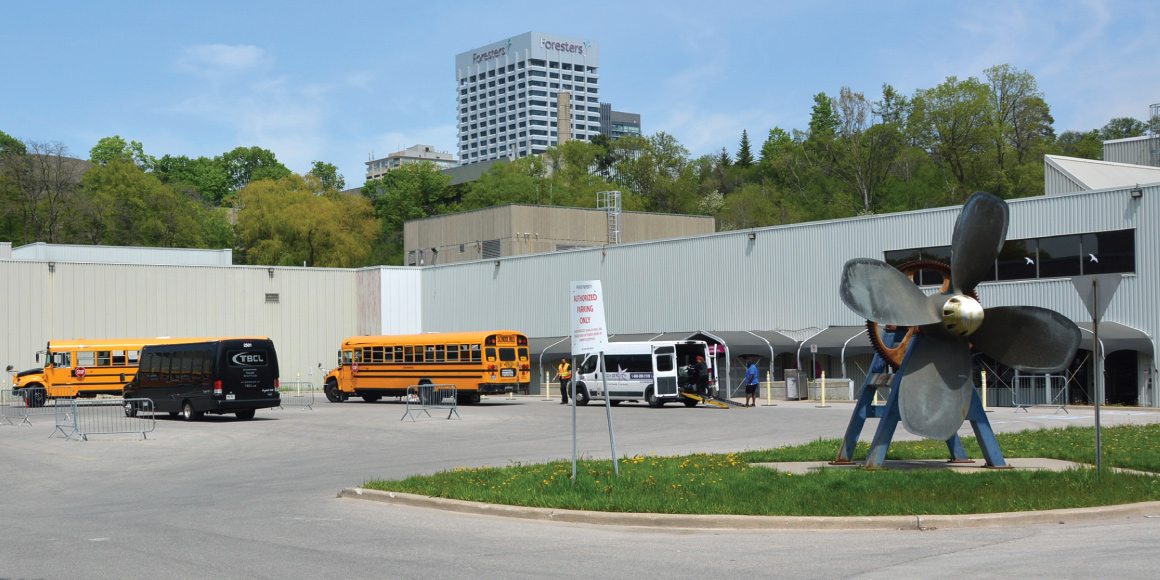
[455,32,601,165]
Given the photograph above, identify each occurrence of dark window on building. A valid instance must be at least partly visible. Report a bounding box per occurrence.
[1038,235,1081,278]
[919,246,951,285]
[997,239,1037,281]
[1081,229,1135,274]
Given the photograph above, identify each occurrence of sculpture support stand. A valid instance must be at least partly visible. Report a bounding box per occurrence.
[831,331,1009,469]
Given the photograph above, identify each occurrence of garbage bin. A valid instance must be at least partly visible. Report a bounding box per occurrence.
[785,369,808,401]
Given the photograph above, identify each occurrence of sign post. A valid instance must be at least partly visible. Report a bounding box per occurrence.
[1072,273,1122,473]
[570,280,617,481]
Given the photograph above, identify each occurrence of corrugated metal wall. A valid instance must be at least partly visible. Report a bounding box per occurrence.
[0,263,374,382]
[1104,138,1155,167]
[1045,162,1087,195]
[420,184,1159,365]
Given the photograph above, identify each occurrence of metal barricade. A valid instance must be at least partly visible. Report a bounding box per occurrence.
[1013,370,1069,413]
[401,384,460,421]
[2,387,62,426]
[276,381,316,410]
[51,398,156,441]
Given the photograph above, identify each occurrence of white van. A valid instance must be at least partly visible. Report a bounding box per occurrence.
[573,341,713,407]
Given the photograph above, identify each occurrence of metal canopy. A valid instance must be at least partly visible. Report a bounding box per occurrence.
[797,326,873,357]
[1076,321,1154,355]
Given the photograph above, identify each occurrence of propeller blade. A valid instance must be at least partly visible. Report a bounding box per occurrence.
[840,259,941,326]
[898,329,974,442]
[950,192,1009,295]
[971,306,1082,373]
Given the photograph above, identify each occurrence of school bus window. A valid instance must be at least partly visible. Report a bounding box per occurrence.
[52,352,71,367]
[342,350,352,365]
[425,345,435,362]
[486,348,497,362]
[112,350,127,366]
[78,351,95,367]
[459,344,470,361]
[435,345,445,362]
[471,344,481,362]
[404,346,414,363]
[127,350,139,365]
[446,345,459,362]
[97,351,112,366]
[394,346,403,362]
[368,347,379,363]
[518,347,528,361]
[383,347,393,363]
[499,348,516,362]
[353,349,363,363]
[414,346,425,363]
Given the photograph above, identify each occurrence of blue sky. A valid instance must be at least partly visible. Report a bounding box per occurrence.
[3,1,1157,188]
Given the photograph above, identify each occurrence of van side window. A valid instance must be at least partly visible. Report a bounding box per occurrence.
[159,352,172,382]
[78,351,95,367]
[656,354,674,372]
[181,350,194,380]
[97,351,112,366]
[580,356,598,374]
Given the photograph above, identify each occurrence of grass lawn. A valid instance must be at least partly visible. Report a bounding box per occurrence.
[362,424,1160,516]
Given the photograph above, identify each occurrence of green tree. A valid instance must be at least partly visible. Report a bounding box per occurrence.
[612,133,697,213]
[237,174,379,267]
[1101,117,1148,140]
[1053,130,1103,160]
[911,75,995,200]
[89,136,154,171]
[808,92,839,138]
[308,160,346,191]
[5,140,85,244]
[154,154,232,205]
[736,130,754,167]
[219,146,291,192]
[458,157,543,210]
[362,162,453,264]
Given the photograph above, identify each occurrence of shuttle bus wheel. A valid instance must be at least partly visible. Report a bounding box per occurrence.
[646,387,664,408]
[181,401,201,422]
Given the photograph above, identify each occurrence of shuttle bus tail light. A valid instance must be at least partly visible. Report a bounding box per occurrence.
[213,380,222,395]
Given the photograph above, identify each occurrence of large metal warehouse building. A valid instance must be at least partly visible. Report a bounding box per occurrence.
[3,155,1159,407]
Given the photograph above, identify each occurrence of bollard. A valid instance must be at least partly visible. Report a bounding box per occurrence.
[543,370,551,401]
[508,390,513,400]
[763,371,775,406]
[816,371,830,408]
[981,371,989,412]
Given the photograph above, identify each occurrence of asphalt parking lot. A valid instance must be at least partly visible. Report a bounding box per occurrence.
[4,396,1160,579]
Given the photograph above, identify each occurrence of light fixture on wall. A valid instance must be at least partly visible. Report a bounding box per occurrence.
[1130,184,1143,199]
[48,262,55,273]
[494,260,500,267]
[268,268,275,278]
[747,232,756,240]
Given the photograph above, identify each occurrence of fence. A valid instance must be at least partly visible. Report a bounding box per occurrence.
[276,381,317,410]
[2,388,66,426]
[50,398,156,441]
[401,384,460,421]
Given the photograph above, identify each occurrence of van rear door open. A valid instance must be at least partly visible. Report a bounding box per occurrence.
[652,345,678,397]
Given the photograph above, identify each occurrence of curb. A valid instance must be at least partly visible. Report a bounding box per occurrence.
[337,488,1160,530]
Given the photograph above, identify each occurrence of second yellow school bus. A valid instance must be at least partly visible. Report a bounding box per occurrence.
[323,331,530,404]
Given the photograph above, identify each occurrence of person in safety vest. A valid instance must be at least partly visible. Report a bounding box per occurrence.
[552,358,572,404]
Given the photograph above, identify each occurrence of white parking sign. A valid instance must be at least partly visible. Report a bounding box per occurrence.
[570,280,608,355]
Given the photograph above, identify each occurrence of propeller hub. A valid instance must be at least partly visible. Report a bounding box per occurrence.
[941,295,984,337]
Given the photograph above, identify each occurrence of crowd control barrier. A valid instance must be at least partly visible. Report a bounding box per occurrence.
[2,388,64,426]
[401,384,460,421]
[276,381,316,410]
[51,398,156,441]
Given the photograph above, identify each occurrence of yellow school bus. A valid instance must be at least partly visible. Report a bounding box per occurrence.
[323,331,530,404]
[8,338,260,407]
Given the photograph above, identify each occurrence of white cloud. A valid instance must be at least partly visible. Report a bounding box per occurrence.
[178,44,270,77]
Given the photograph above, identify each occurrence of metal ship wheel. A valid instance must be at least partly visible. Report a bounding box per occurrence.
[866,260,979,371]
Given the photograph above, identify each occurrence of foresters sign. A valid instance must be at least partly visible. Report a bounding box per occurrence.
[570,280,608,354]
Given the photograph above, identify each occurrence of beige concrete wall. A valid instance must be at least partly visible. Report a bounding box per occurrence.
[404,204,714,265]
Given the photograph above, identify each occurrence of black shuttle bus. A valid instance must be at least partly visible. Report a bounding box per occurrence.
[124,338,281,421]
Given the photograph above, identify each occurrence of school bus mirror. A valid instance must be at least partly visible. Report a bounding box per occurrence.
[5,365,12,372]
[35,353,40,363]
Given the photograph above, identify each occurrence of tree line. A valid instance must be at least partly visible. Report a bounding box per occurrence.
[3,63,1155,266]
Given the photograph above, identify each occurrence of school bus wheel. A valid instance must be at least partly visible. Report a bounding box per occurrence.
[324,379,345,403]
[23,385,47,408]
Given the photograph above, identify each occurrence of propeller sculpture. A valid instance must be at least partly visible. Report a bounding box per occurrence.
[839,191,1081,443]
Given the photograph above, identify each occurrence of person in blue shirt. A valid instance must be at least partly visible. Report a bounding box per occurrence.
[744,358,760,407]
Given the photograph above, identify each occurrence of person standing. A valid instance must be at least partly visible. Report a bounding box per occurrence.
[693,356,710,397]
[744,359,760,407]
[552,358,572,404]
